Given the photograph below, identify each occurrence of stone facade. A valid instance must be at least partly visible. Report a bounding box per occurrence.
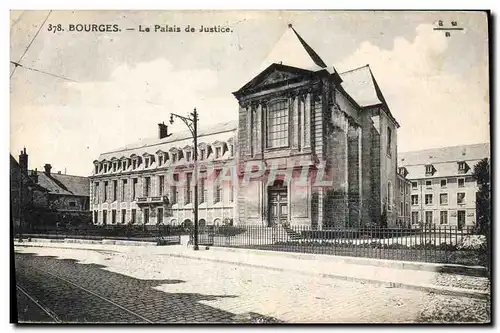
[399,143,490,229]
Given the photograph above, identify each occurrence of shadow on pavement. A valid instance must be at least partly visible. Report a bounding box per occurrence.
[14,252,283,324]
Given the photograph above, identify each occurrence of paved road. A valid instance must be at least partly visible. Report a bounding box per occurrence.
[13,246,490,323]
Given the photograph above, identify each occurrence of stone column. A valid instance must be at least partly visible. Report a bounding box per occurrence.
[256,103,262,156]
[292,95,299,150]
[304,93,311,149]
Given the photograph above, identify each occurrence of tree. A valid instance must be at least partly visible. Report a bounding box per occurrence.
[472,157,491,278]
[473,158,490,234]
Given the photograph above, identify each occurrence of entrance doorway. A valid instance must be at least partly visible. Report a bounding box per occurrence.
[268,181,288,227]
[457,210,466,230]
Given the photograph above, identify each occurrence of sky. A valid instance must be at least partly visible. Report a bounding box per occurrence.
[10,10,490,176]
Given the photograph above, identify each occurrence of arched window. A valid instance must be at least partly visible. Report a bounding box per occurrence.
[387,181,393,211]
[266,99,289,148]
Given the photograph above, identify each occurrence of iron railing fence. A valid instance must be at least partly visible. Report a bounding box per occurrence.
[195,225,485,266]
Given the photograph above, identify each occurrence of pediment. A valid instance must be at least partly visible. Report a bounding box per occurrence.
[233,64,315,99]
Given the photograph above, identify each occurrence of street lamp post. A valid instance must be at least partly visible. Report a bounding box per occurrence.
[170,108,199,251]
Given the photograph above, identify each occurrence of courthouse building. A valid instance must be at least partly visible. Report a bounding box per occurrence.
[399,143,490,229]
[90,25,404,229]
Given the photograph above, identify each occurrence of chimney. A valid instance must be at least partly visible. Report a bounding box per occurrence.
[158,122,171,139]
[19,147,28,172]
[30,168,39,183]
[44,163,52,175]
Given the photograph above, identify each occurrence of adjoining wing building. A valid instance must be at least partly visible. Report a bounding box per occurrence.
[90,25,408,229]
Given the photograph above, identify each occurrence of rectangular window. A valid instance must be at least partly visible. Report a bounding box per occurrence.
[112,209,116,224]
[400,202,403,215]
[104,164,108,173]
[387,127,392,156]
[113,180,117,201]
[69,201,76,207]
[458,178,465,188]
[440,211,448,225]
[94,182,99,203]
[411,181,418,189]
[144,177,151,197]
[425,180,432,188]
[122,179,127,201]
[132,178,138,200]
[104,181,108,201]
[159,175,164,196]
[458,161,467,171]
[186,151,191,162]
[103,210,107,225]
[143,208,149,224]
[185,173,192,204]
[457,192,466,204]
[145,158,150,168]
[440,193,448,205]
[441,179,447,188]
[121,209,126,224]
[199,171,207,203]
[95,164,99,174]
[200,149,205,160]
[411,211,419,224]
[94,210,98,224]
[267,100,289,148]
[131,209,136,224]
[425,165,433,175]
[122,160,127,170]
[132,159,137,170]
[425,211,433,224]
[113,162,117,172]
[158,155,163,166]
[171,174,178,204]
[214,170,222,203]
[157,208,163,225]
[425,194,433,205]
[411,195,419,205]
[215,147,222,158]
[172,153,177,163]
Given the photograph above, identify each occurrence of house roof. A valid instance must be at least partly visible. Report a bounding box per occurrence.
[262,24,327,72]
[97,120,238,162]
[399,143,490,166]
[10,155,47,192]
[339,65,383,108]
[31,170,90,197]
[399,143,490,180]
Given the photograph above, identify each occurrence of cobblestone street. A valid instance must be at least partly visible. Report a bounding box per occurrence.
[14,245,490,323]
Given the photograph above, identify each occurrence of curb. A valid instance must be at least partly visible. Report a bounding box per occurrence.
[207,246,488,277]
[157,251,489,300]
[17,238,157,247]
[14,241,489,300]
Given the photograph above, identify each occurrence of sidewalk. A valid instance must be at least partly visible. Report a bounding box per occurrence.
[14,240,489,300]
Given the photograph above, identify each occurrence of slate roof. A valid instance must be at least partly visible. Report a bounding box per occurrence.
[30,170,90,197]
[97,120,238,162]
[399,143,490,179]
[339,65,383,108]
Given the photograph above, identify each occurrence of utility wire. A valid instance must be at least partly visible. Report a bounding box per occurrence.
[10,10,52,78]
[10,61,78,83]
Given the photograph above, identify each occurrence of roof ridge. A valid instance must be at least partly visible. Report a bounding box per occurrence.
[339,64,370,75]
[289,25,327,68]
[399,142,490,155]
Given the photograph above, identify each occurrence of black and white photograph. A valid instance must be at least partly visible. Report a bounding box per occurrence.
[9,9,491,324]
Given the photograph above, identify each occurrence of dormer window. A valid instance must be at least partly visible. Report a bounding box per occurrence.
[458,161,468,174]
[200,148,205,160]
[172,153,177,163]
[425,164,434,176]
[104,163,108,173]
[158,155,164,166]
[132,159,137,170]
[122,160,127,170]
[186,151,192,162]
[95,164,99,174]
[113,162,117,172]
[216,147,222,159]
[145,157,150,168]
